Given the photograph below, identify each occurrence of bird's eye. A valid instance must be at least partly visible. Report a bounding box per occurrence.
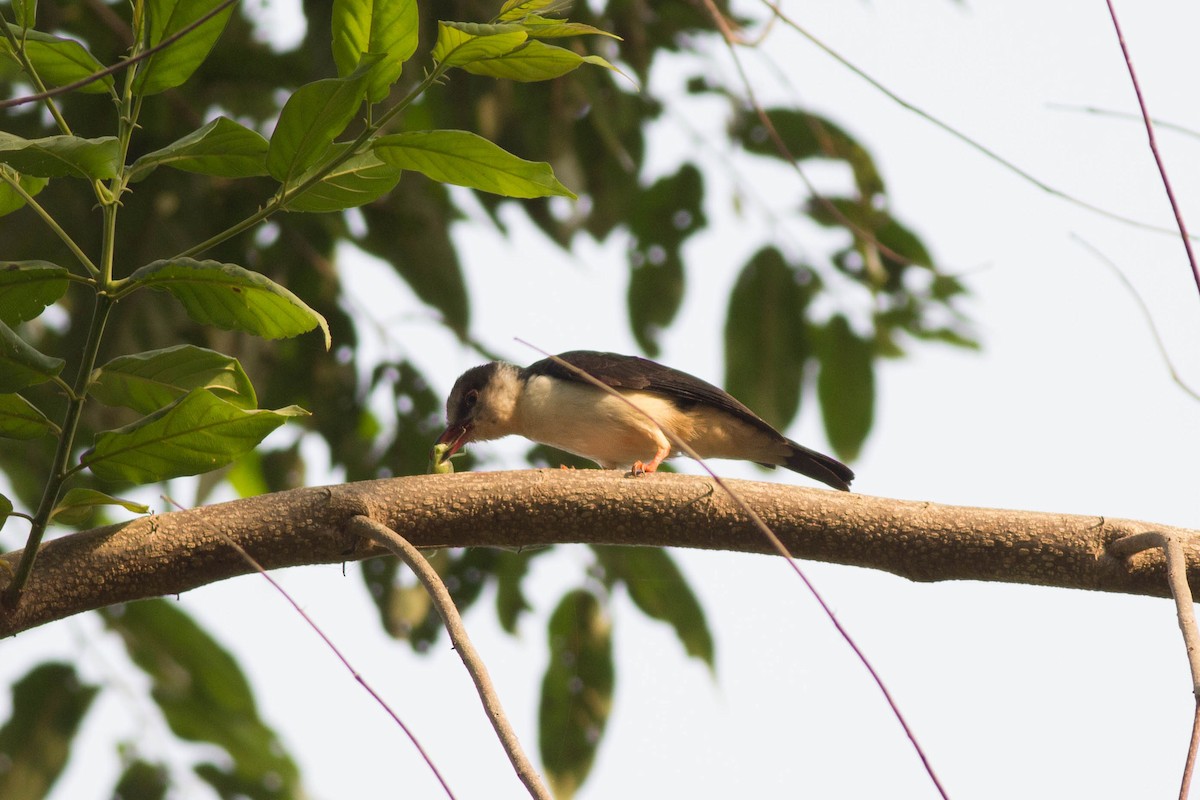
[464,389,479,408]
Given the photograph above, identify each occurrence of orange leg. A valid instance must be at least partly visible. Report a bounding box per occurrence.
[630,442,671,476]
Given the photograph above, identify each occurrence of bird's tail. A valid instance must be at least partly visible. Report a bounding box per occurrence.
[782,441,854,491]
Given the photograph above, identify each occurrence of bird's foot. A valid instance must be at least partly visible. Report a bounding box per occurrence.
[628,460,654,477]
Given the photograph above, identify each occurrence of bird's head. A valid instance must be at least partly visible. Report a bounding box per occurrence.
[433,361,522,464]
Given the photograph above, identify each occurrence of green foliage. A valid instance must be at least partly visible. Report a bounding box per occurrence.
[265,59,377,185]
[10,0,35,31]
[0,25,114,94]
[724,247,813,430]
[0,171,47,216]
[432,22,527,67]
[593,545,715,667]
[89,345,257,414]
[133,0,236,95]
[0,320,64,391]
[0,663,98,800]
[282,144,401,212]
[539,588,614,800]
[331,0,418,102]
[818,315,876,461]
[0,261,70,324]
[49,487,150,524]
[725,103,975,447]
[0,391,57,438]
[103,600,302,799]
[122,259,332,347]
[0,132,120,179]
[626,164,705,356]
[81,389,308,484]
[128,117,270,182]
[375,129,576,198]
[113,760,171,800]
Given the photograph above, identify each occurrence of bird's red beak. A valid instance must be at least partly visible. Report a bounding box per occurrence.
[434,423,472,462]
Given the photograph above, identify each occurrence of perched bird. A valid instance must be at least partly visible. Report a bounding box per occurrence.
[434,350,854,491]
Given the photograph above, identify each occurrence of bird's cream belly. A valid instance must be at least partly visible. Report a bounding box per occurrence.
[516,379,678,468]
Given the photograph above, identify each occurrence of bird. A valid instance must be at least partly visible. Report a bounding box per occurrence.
[433,350,854,491]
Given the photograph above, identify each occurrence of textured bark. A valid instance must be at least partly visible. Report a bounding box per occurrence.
[1,469,1195,637]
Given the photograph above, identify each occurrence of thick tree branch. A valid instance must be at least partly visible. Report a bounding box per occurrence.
[1,470,1196,637]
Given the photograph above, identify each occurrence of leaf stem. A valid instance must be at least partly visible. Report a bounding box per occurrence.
[3,39,137,601]
[0,12,74,133]
[4,293,114,603]
[0,168,100,277]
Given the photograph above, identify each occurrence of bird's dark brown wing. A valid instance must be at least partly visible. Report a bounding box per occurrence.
[523,350,765,429]
[523,351,854,490]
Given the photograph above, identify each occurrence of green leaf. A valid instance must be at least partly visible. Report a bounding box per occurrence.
[365,548,505,647]
[0,663,99,800]
[540,589,613,800]
[90,344,256,415]
[0,25,114,94]
[129,117,270,182]
[431,22,527,67]
[112,760,170,800]
[627,164,705,356]
[13,0,36,29]
[375,130,574,199]
[361,556,432,639]
[101,600,303,800]
[50,487,150,525]
[724,247,813,430]
[817,315,875,461]
[331,0,418,103]
[496,548,542,633]
[266,58,377,184]
[513,15,622,40]
[133,0,236,95]
[461,39,621,83]
[281,144,401,212]
[81,389,308,484]
[734,107,884,198]
[0,320,65,392]
[0,260,70,325]
[497,0,560,18]
[872,210,934,269]
[126,259,331,348]
[0,172,49,217]
[0,493,12,524]
[0,132,120,179]
[0,392,57,439]
[593,546,713,667]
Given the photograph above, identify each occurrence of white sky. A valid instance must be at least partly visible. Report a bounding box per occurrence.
[6,0,1200,798]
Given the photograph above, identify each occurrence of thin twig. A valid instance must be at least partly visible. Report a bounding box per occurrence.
[1047,103,1200,143]
[1102,0,1200,300]
[0,0,241,110]
[1185,703,1200,800]
[758,0,1187,240]
[347,515,554,800]
[699,0,913,273]
[1071,234,1200,402]
[0,168,100,275]
[159,499,459,800]
[515,338,951,799]
[1109,531,1200,799]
